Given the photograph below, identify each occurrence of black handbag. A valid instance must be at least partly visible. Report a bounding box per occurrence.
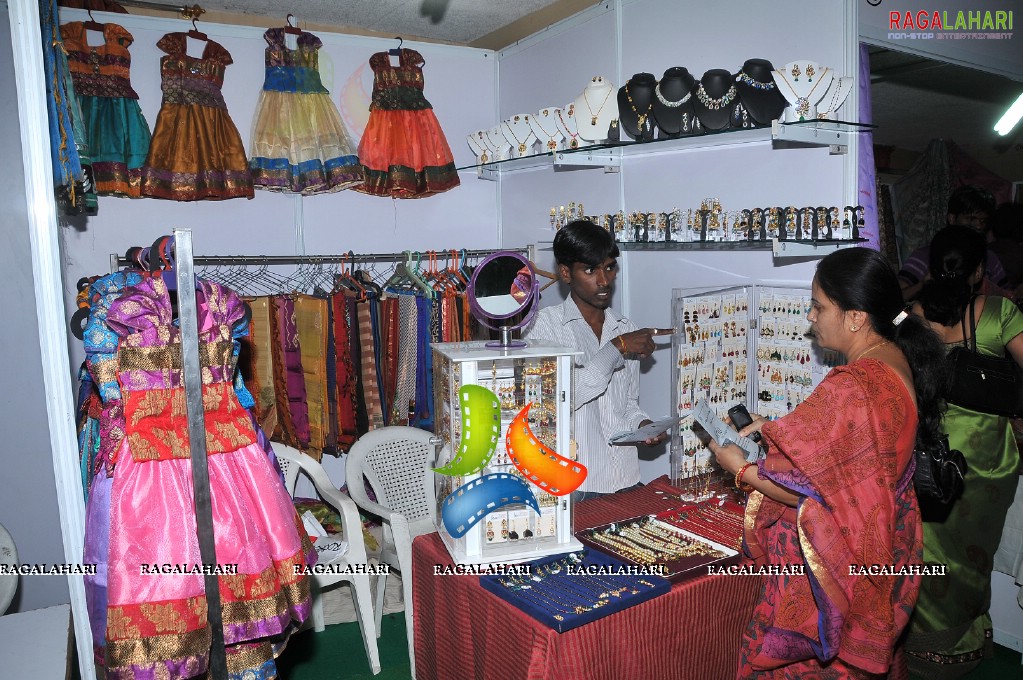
[913,434,967,504]
[945,296,1023,418]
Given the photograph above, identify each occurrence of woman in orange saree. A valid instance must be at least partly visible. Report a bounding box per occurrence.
[710,248,949,679]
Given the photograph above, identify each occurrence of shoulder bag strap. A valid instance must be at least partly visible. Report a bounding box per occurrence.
[966,294,979,354]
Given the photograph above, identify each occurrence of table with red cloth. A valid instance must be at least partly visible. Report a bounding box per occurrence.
[413,475,764,680]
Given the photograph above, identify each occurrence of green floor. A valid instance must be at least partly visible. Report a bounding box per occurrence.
[278,614,1023,680]
[277,613,412,680]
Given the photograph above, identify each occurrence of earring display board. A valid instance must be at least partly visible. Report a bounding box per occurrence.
[432,342,584,566]
[670,285,843,481]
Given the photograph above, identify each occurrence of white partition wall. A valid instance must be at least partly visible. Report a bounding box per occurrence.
[496,0,857,481]
[57,9,500,374]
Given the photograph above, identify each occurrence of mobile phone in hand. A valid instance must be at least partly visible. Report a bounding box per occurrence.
[727,403,761,442]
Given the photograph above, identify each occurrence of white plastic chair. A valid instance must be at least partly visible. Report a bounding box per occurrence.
[345,427,440,679]
[273,445,381,675]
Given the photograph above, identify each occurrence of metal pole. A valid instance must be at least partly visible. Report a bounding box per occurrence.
[173,229,227,680]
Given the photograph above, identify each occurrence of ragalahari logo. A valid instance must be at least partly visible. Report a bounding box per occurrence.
[886,7,1014,41]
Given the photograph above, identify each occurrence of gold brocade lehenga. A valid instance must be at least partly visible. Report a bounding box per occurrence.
[139,33,254,200]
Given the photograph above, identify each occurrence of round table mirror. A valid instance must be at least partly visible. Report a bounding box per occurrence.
[468,251,539,348]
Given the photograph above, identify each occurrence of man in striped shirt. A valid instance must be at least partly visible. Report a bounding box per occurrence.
[524,220,671,500]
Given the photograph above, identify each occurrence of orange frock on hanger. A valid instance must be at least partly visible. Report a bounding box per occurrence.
[355,48,460,198]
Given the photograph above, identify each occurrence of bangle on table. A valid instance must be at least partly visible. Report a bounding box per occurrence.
[735,462,754,493]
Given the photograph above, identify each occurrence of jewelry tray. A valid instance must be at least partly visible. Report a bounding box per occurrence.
[479,548,671,633]
[654,499,746,553]
[576,514,741,583]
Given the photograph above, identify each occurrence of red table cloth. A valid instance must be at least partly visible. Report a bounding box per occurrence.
[413,476,763,680]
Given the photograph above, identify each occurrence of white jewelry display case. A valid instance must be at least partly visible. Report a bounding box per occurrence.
[431,341,585,566]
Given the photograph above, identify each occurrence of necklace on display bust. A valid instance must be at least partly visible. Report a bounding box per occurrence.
[625,81,654,131]
[530,110,562,152]
[583,81,613,125]
[503,116,533,155]
[817,77,850,120]
[468,131,489,164]
[484,126,511,158]
[696,83,737,111]
[775,66,830,119]
[556,104,581,148]
[655,81,691,107]
[735,70,775,90]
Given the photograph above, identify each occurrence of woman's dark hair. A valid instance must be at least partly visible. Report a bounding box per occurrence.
[947,184,995,219]
[552,220,619,267]
[816,247,947,451]
[917,225,986,327]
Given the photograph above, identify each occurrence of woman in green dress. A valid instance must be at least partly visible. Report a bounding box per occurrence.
[908,224,1023,678]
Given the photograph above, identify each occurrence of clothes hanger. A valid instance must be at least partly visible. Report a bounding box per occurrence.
[187,16,208,42]
[389,36,403,56]
[83,9,105,33]
[284,14,302,36]
[407,251,435,298]
[384,252,432,297]
[337,252,369,300]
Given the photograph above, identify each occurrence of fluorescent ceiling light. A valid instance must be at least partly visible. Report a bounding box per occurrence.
[995,92,1023,136]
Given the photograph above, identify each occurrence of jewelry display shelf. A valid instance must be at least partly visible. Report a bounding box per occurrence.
[576,514,741,583]
[479,548,671,633]
[460,120,873,181]
[617,237,867,258]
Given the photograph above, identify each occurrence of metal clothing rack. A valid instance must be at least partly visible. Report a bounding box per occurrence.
[115,1,205,20]
[110,246,534,271]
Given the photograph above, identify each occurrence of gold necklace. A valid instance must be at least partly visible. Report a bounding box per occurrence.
[582,85,613,126]
[475,131,489,164]
[556,106,580,148]
[818,77,846,120]
[531,110,561,151]
[852,339,889,362]
[625,81,654,132]
[775,66,830,119]
[503,117,533,154]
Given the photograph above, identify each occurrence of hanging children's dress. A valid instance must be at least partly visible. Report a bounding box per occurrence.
[60,22,152,197]
[355,47,460,198]
[249,28,363,194]
[139,33,254,200]
[101,276,312,679]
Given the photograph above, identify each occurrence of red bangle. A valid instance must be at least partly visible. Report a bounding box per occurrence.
[735,462,754,493]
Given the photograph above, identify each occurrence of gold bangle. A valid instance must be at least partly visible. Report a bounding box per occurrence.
[614,335,627,354]
[735,462,754,493]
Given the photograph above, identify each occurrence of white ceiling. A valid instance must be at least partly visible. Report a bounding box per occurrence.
[125,0,570,46]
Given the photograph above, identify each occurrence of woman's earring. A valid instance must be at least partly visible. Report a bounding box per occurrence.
[850,326,858,332]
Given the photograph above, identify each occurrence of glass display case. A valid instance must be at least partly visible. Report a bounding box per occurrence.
[432,341,584,566]
[670,284,842,482]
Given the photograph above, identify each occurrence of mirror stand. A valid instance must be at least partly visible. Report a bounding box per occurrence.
[487,326,528,349]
